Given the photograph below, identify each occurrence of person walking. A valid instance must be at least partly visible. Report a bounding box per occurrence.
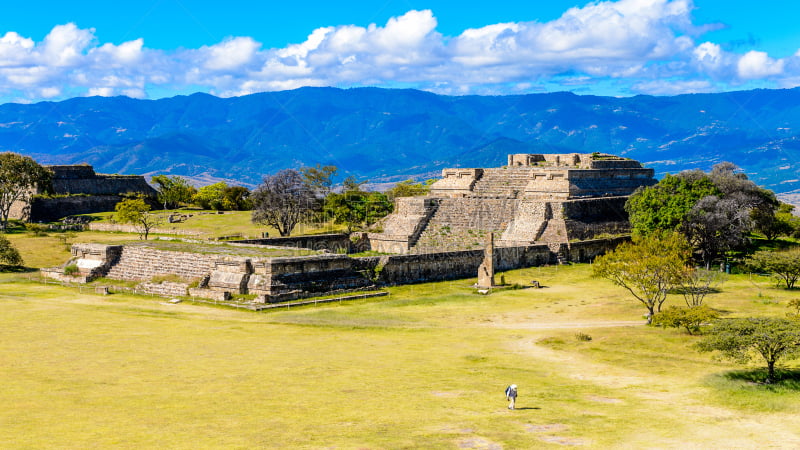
[505,384,518,410]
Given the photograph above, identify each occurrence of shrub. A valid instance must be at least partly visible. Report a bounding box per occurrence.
[653,305,719,335]
[63,264,79,276]
[575,332,592,342]
[0,235,23,268]
[24,223,49,236]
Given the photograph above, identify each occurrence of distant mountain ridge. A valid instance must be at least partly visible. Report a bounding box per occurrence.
[1,86,798,194]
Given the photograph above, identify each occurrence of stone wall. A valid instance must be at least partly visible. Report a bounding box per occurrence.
[137,281,189,297]
[356,243,553,286]
[46,236,627,302]
[249,254,374,302]
[10,164,156,222]
[48,165,157,196]
[565,237,629,263]
[232,234,352,253]
[103,245,217,281]
[26,195,125,222]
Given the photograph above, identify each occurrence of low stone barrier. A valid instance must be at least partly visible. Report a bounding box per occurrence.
[88,222,202,236]
[188,288,231,301]
[136,281,189,297]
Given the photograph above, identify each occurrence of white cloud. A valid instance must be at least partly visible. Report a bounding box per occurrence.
[1,1,799,103]
[40,23,95,67]
[201,36,261,71]
[737,50,785,79]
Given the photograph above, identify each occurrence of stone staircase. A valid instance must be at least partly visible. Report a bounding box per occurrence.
[471,167,534,198]
[411,198,518,253]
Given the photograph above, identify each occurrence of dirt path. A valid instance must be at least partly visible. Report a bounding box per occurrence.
[485,320,645,330]
[505,325,800,448]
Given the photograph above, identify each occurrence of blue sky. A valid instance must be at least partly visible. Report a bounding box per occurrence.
[1,0,798,103]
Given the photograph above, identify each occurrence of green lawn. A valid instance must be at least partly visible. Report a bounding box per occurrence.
[86,209,346,240]
[1,264,798,448]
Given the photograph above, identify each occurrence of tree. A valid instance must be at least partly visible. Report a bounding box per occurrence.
[593,232,691,323]
[221,186,252,211]
[0,235,22,268]
[746,247,800,289]
[251,169,316,237]
[151,175,195,210]
[300,164,337,198]
[626,171,719,235]
[653,305,719,335]
[386,179,435,200]
[324,180,393,233]
[756,203,800,241]
[696,317,800,383]
[115,196,162,240]
[0,152,52,231]
[674,267,725,307]
[682,163,780,267]
[681,195,752,268]
[192,182,228,210]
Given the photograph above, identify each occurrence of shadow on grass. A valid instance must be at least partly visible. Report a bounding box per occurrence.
[0,265,37,273]
[723,368,800,390]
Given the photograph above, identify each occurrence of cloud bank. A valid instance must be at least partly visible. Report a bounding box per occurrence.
[1,0,798,102]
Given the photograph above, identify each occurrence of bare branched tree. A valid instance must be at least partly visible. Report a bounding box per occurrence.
[251,169,316,237]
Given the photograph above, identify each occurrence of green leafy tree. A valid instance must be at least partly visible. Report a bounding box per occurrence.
[192,182,228,210]
[324,180,393,233]
[0,235,23,268]
[696,317,800,383]
[386,179,435,200]
[0,152,52,231]
[251,169,316,236]
[593,232,691,323]
[151,175,196,210]
[746,247,800,289]
[300,164,338,198]
[115,196,161,240]
[652,305,719,335]
[756,203,800,240]
[625,171,719,235]
[221,186,252,211]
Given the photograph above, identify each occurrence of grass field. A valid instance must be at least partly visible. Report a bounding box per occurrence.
[2,260,799,448]
[86,210,346,240]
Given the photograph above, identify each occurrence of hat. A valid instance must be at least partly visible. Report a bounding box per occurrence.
[510,384,517,389]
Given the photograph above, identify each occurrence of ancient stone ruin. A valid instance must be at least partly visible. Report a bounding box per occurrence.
[11,164,156,222]
[41,153,656,305]
[369,153,656,254]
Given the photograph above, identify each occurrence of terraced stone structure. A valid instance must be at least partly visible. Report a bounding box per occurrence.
[370,153,656,254]
[10,164,157,222]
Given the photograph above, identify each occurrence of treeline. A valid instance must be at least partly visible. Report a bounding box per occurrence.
[625,161,800,268]
[151,165,435,236]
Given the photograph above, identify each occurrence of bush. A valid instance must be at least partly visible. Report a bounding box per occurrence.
[575,332,592,342]
[0,235,23,268]
[63,264,79,276]
[24,223,49,236]
[653,305,719,335]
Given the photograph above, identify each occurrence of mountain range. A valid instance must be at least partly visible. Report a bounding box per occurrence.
[1,87,798,197]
